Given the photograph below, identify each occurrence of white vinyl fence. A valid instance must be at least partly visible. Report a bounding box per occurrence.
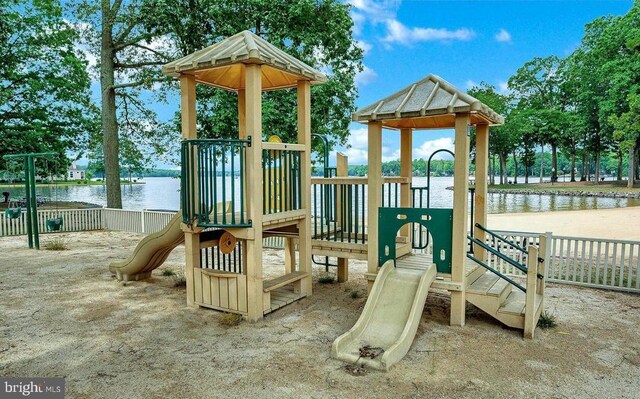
[1,208,102,236]
[2,207,638,293]
[0,208,176,237]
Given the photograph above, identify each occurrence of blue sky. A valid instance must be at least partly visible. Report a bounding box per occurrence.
[81,0,634,168]
[340,0,634,165]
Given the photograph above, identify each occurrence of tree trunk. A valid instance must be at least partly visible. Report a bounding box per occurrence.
[617,149,623,181]
[570,153,576,182]
[512,151,518,184]
[629,144,636,188]
[499,153,507,185]
[551,144,558,183]
[594,151,601,184]
[524,165,529,184]
[490,155,495,185]
[101,1,122,208]
[580,153,587,181]
[539,144,544,183]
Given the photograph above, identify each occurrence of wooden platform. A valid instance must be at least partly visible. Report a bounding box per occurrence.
[395,253,484,292]
[263,286,305,315]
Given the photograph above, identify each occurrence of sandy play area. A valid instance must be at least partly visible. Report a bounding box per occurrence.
[1,230,639,399]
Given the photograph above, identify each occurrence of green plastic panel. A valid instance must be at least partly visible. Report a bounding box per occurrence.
[378,207,453,273]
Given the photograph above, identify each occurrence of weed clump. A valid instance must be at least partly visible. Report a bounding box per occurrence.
[44,237,69,251]
[219,313,243,327]
[537,311,557,329]
[318,275,335,284]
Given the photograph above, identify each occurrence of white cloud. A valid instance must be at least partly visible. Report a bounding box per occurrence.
[414,138,455,160]
[356,40,373,55]
[337,129,455,165]
[383,19,475,46]
[495,28,512,43]
[348,0,400,23]
[355,65,378,85]
[498,81,509,94]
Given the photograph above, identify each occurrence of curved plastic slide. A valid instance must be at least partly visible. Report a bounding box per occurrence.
[331,261,436,371]
[109,212,184,281]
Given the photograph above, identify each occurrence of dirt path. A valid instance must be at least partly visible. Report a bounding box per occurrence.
[1,231,639,398]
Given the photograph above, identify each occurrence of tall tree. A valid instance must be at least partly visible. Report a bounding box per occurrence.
[0,0,97,173]
[74,0,176,208]
[468,83,516,185]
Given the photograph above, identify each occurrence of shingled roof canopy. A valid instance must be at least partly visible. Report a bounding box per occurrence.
[162,30,327,91]
[353,74,504,129]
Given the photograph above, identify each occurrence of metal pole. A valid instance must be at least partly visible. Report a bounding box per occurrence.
[29,156,39,249]
[24,157,33,249]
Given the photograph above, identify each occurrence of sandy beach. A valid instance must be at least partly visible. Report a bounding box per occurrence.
[488,207,640,241]
[1,231,639,399]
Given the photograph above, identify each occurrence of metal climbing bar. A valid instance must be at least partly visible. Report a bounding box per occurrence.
[466,253,526,292]
[475,223,529,254]
[468,235,543,279]
[181,138,251,228]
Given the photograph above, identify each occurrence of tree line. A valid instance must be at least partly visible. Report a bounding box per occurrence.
[469,3,639,187]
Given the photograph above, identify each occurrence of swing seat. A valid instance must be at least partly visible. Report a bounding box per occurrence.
[46,217,64,232]
[4,208,22,219]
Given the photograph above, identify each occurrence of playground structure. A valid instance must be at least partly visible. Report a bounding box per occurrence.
[109,31,550,370]
[2,152,63,249]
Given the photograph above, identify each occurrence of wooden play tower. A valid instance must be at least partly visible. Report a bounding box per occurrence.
[161,31,548,338]
[163,31,326,322]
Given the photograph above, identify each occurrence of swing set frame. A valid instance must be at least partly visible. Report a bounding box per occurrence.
[2,152,57,249]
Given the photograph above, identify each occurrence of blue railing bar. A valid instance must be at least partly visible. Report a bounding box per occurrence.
[466,253,526,292]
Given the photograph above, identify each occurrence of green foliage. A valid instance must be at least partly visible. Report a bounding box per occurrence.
[537,311,558,329]
[318,275,335,284]
[146,0,362,152]
[0,0,98,172]
[218,313,243,327]
[161,268,175,276]
[44,237,70,251]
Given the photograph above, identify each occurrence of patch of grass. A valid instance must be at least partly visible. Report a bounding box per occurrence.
[173,273,186,287]
[350,289,361,299]
[318,275,335,284]
[537,311,557,329]
[218,313,243,328]
[161,268,175,277]
[43,237,69,251]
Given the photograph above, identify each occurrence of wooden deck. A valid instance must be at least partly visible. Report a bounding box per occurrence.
[263,286,305,315]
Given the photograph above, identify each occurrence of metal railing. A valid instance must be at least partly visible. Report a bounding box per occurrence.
[262,147,302,215]
[181,138,250,228]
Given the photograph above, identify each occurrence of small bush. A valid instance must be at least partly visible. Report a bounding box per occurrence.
[173,273,186,287]
[218,313,243,327]
[537,311,557,329]
[44,237,69,251]
[318,275,335,284]
[161,268,175,277]
[350,289,361,299]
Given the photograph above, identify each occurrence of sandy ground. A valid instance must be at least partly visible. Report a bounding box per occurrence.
[1,231,640,399]
[488,207,640,241]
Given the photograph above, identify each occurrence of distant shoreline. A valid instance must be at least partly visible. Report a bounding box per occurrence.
[0,181,145,189]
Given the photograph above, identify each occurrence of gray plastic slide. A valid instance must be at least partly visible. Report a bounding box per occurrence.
[331,261,436,370]
[109,212,184,281]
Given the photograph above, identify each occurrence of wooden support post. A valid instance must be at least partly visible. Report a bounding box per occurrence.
[180,75,197,139]
[474,124,489,261]
[284,237,295,274]
[297,80,313,296]
[537,233,550,297]
[336,152,348,282]
[400,128,412,239]
[184,231,200,307]
[245,64,264,322]
[524,245,539,339]
[450,113,470,327]
[367,122,383,291]
[238,89,246,139]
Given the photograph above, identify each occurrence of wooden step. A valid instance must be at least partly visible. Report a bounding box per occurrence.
[467,271,512,301]
[498,290,526,316]
[263,271,307,292]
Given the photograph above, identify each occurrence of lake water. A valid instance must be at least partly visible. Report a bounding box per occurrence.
[3,176,639,214]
